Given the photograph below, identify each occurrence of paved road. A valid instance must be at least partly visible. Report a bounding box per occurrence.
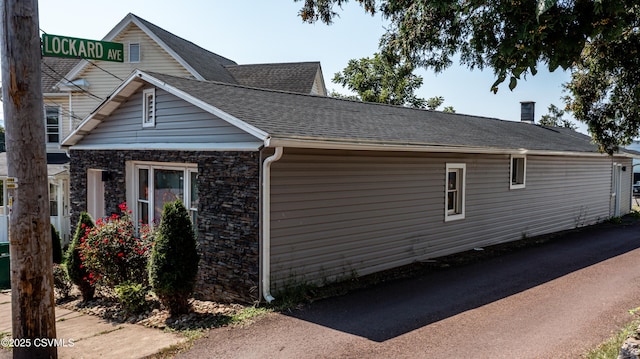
[182,222,640,359]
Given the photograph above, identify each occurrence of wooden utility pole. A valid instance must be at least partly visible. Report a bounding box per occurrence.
[0,1,57,358]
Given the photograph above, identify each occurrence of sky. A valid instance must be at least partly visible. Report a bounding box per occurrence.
[3,0,579,130]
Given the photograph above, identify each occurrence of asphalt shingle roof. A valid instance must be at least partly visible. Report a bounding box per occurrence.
[226,62,321,94]
[146,72,601,153]
[130,14,238,83]
[41,57,81,94]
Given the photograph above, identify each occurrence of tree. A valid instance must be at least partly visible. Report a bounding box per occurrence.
[149,201,199,315]
[296,0,639,151]
[564,31,640,154]
[66,212,95,301]
[331,52,453,110]
[539,104,577,131]
[51,224,62,265]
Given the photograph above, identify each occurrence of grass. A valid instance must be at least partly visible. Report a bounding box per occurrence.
[145,305,271,359]
[584,315,640,359]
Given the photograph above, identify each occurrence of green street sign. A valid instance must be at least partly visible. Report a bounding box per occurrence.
[42,34,124,62]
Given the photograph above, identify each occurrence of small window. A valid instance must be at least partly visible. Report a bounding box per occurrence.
[510,155,526,189]
[44,106,61,144]
[445,163,466,221]
[142,88,155,127]
[129,43,140,63]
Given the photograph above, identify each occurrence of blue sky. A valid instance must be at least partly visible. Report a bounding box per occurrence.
[12,1,576,129]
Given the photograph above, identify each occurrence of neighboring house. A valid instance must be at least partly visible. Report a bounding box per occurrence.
[33,12,326,242]
[62,70,637,303]
[0,153,68,243]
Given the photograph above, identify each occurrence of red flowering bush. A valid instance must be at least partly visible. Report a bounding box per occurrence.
[79,203,154,288]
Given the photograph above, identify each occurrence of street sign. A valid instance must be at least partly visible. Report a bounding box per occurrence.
[42,34,124,62]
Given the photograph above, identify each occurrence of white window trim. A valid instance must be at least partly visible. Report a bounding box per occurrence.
[445,163,466,222]
[44,105,62,144]
[142,88,156,128]
[129,161,197,226]
[510,155,527,190]
[128,42,140,63]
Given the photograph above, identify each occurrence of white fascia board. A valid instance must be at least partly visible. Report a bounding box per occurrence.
[129,18,205,80]
[68,142,262,152]
[63,13,132,81]
[61,70,147,146]
[265,137,611,158]
[63,14,205,83]
[137,72,269,141]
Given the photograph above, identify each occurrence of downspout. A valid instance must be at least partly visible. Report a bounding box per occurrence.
[262,147,283,303]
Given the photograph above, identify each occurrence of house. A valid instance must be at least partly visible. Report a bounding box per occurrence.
[33,12,326,242]
[62,70,637,303]
[0,153,68,243]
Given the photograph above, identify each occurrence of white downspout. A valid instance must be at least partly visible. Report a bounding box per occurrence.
[262,147,283,303]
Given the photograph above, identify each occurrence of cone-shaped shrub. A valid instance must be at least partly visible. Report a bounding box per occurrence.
[149,200,199,315]
[66,212,96,301]
[51,224,63,264]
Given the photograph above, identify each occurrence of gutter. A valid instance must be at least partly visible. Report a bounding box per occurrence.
[261,146,283,303]
[265,137,640,158]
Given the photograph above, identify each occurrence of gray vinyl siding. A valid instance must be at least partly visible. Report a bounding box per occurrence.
[269,149,615,290]
[79,88,258,145]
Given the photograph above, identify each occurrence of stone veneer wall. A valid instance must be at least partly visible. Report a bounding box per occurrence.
[69,150,261,303]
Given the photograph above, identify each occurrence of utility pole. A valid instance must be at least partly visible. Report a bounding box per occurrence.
[0,1,57,358]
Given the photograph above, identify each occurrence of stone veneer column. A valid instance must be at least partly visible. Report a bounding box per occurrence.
[69,149,260,303]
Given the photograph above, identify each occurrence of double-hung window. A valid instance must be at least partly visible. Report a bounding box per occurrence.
[135,163,198,225]
[45,106,61,144]
[445,163,466,221]
[510,155,526,189]
[129,43,140,63]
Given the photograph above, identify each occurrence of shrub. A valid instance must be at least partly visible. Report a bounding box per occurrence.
[53,263,72,299]
[149,200,199,315]
[51,224,63,264]
[114,281,149,315]
[66,212,96,301]
[80,203,153,288]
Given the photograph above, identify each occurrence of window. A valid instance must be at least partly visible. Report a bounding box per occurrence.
[45,106,60,144]
[129,43,140,63]
[445,163,466,221]
[142,88,155,127]
[134,163,197,225]
[49,183,57,216]
[510,155,526,189]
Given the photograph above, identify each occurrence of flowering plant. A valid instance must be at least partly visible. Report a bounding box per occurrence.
[79,203,155,288]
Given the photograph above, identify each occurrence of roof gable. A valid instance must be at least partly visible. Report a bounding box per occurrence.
[63,13,238,83]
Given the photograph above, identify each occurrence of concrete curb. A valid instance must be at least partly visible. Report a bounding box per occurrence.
[0,290,185,359]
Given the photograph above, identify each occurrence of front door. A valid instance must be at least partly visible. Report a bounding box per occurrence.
[87,169,106,220]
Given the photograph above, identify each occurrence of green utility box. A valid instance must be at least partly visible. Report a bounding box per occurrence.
[0,242,9,289]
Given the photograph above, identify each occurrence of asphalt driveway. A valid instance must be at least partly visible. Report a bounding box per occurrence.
[181,221,640,359]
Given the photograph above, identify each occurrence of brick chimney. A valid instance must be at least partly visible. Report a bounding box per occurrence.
[520,101,535,124]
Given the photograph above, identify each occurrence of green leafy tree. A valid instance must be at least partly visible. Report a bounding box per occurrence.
[539,104,577,131]
[565,32,640,154]
[331,53,452,110]
[66,212,95,301]
[149,201,199,315]
[296,0,639,151]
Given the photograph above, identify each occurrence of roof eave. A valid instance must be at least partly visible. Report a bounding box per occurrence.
[265,137,612,157]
